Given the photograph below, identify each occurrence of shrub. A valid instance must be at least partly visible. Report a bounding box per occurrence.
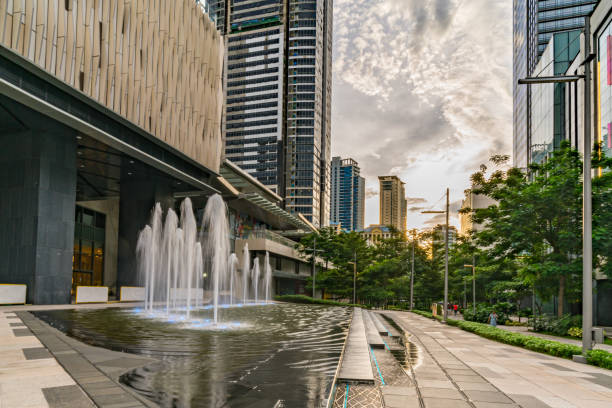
[463,304,509,325]
[567,327,582,338]
[532,314,582,336]
[273,295,362,307]
[587,350,612,370]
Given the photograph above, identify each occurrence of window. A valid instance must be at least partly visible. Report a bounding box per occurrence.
[228,75,278,88]
[228,57,279,70]
[228,48,279,61]
[228,29,280,42]
[73,205,105,296]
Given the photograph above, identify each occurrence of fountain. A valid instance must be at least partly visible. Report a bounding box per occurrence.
[242,244,250,303]
[252,257,260,303]
[136,193,276,326]
[228,253,238,306]
[200,194,230,323]
[264,251,272,303]
[136,198,204,319]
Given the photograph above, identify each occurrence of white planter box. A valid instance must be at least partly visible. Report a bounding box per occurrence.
[75,286,108,304]
[120,286,145,302]
[0,284,26,304]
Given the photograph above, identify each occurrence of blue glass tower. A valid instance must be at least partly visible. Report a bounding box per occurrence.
[330,157,365,232]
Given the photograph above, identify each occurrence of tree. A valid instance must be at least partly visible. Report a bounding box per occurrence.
[467,143,612,316]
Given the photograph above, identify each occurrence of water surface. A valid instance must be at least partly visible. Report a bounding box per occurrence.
[34,303,351,407]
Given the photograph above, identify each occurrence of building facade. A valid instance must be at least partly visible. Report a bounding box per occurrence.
[0,0,224,304]
[531,30,582,163]
[378,176,407,233]
[330,157,365,231]
[513,0,598,167]
[433,225,458,248]
[218,0,333,228]
[361,225,392,246]
[459,186,498,236]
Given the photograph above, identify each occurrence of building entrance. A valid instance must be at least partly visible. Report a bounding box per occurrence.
[72,205,105,297]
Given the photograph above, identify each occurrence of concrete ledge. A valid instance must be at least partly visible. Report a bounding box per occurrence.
[16,311,156,407]
[120,287,145,302]
[0,284,26,304]
[76,286,109,304]
[337,309,375,384]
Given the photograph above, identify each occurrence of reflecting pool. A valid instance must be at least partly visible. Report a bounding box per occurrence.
[34,303,351,407]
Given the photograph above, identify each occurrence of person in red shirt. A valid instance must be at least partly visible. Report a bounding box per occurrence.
[453,304,458,316]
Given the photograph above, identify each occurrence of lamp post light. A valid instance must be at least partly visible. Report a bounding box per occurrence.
[422,188,450,323]
[348,251,357,305]
[464,256,476,316]
[410,229,417,311]
[305,235,324,299]
[518,22,594,358]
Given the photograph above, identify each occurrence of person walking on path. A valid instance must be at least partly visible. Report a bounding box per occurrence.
[488,310,498,327]
[453,304,458,316]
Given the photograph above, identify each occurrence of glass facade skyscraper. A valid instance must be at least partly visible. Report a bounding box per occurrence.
[513,0,598,167]
[330,157,365,232]
[513,0,538,168]
[211,0,333,227]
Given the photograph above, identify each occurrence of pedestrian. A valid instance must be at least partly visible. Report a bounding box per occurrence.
[453,304,458,316]
[488,310,498,327]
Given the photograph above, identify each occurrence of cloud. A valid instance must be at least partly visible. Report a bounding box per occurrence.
[406,197,427,205]
[408,206,425,213]
[331,0,512,229]
[365,187,378,199]
[424,213,446,227]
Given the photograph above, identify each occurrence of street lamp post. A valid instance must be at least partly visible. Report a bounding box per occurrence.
[422,188,450,323]
[305,235,324,299]
[410,229,417,311]
[464,256,476,315]
[518,24,594,358]
[348,251,357,305]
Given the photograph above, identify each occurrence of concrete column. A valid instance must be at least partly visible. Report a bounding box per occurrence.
[0,130,77,304]
[117,175,174,288]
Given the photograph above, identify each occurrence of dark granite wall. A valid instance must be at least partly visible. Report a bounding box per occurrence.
[0,130,77,304]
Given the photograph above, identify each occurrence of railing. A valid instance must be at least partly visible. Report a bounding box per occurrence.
[238,229,298,249]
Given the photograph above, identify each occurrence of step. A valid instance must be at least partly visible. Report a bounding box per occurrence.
[370,311,390,336]
[337,308,375,383]
[363,310,386,349]
[374,312,402,337]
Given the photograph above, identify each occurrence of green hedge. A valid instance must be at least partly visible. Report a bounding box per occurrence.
[273,295,362,308]
[411,310,612,370]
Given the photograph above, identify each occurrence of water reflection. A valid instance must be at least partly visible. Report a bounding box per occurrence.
[380,314,422,371]
[34,303,351,407]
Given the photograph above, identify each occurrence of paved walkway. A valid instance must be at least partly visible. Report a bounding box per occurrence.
[386,311,612,408]
[498,324,612,353]
[0,306,155,408]
[0,311,94,408]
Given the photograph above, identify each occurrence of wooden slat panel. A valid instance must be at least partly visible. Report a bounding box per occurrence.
[2,0,224,172]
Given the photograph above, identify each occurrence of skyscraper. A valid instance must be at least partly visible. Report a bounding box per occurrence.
[214,0,333,227]
[512,0,598,167]
[330,157,365,232]
[378,176,407,233]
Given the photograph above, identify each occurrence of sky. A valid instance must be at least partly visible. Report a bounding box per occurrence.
[330,0,513,230]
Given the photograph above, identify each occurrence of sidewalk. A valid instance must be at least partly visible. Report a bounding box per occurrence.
[497,324,612,353]
[385,311,612,408]
[0,311,94,408]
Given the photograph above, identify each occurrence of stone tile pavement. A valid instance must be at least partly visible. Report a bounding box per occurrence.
[0,307,156,408]
[386,311,612,408]
[0,311,93,408]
